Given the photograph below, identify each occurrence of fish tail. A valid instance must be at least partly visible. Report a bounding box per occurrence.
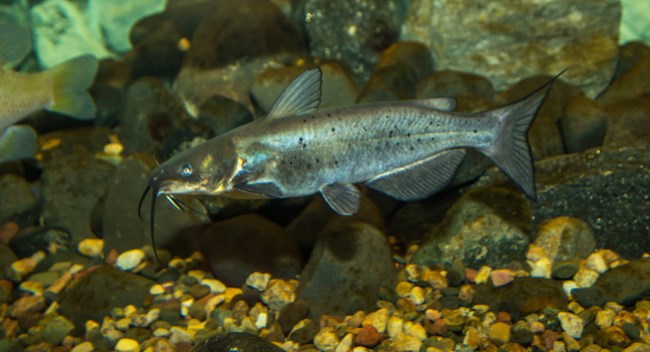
[48,55,98,120]
[481,72,563,200]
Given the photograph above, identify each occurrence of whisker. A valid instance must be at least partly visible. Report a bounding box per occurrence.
[165,194,185,212]
[167,195,208,216]
[138,186,151,221]
[150,187,164,266]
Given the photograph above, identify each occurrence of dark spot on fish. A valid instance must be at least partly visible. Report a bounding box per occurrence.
[303,119,307,123]
[389,130,393,138]
[335,160,339,165]
[316,158,320,163]
[363,127,368,131]
[327,113,331,117]
[410,146,415,151]
[407,133,411,138]
[331,127,335,132]
[299,137,303,144]
[417,138,421,142]
[474,129,478,133]
[302,144,307,149]
[385,115,389,119]
[289,161,293,165]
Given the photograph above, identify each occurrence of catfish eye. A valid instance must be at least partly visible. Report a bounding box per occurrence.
[180,163,193,178]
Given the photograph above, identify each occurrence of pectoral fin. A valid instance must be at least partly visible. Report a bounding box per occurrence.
[367,149,466,201]
[320,183,360,216]
[233,182,284,199]
[0,125,37,163]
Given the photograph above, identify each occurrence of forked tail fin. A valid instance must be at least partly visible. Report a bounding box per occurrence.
[481,71,564,200]
[48,55,98,120]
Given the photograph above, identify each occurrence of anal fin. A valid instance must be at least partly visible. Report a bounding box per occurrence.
[320,183,360,216]
[0,125,37,163]
[367,149,466,201]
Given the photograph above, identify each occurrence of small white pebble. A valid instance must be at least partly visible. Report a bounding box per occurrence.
[246,272,271,291]
[562,280,578,298]
[391,333,423,352]
[530,257,552,278]
[586,252,608,273]
[149,284,165,295]
[187,270,206,281]
[404,323,426,340]
[574,268,599,288]
[104,143,124,156]
[201,278,226,294]
[362,308,389,334]
[314,327,339,351]
[116,249,145,271]
[70,341,94,352]
[153,328,170,337]
[558,312,583,339]
[387,315,404,339]
[123,305,137,318]
[115,338,139,352]
[595,309,615,329]
[255,311,268,329]
[19,281,44,295]
[69,264,85,274]
[78,238,104,257]
[169,326,193,345]
[407,286,425,305]
[336,333,354,352]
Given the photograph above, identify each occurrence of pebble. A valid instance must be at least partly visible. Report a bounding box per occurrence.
[336,333,354,352]
[169,326,193,345]
[562,281,578,298]
[404,322,426,340]
[395,281,413,297]
[572,287,606,308]
[19,281,44,295]
[362,308,389,334]
[595,309,616,329]
[574,268,599,288]
[558,312,583,339]
[115,338,140,352]
[9,251,46,280]
[201,278,226,294]
[116,249,145,271]
[530,257,553,278]
[586,252,608,274]
[552,260,580,279]
[488,322,511,345]
[407,286,425,305]
[391,333,423,352]
[260,279,297,311]
[355,324,382,348]
[78,238,104,257]
[313,327,339,351]
[387,315,404,339]
[246,272,271,291]
[149,284,165,295]
[422,268,447,289]
[70,341,94,352]
[490,269,516,287]
[474,266,492,284]
[10,294,46,318]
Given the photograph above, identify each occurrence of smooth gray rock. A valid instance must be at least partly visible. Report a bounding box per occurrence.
[58,266,154,335]
[192,332,284,352]
[40,129,116,244]
[102,154,211,258]
[594,258,650,306]
[174,0,306,113]
[0,174,39,227]
[118,77,211,156]
[357,41,434,103]
[603,97,650,148]
[198,214,302,287]
[559,96,607,153]
[401,0,621,98]
[411,187,532,269]
[474,145,650,258]
[599,57,650,106]
[295,221,395,317]
[297,0,408,83]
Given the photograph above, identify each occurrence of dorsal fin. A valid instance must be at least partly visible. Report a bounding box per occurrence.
[266,67,322,119]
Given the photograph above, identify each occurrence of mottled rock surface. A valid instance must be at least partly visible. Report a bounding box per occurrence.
[412,188,532,269]
[192,332,284,352]
[594,258,650,306]
[295,221,395,317]
[474,146,650,258]
[0,174,39,227]
[401,0,621,98]
[297,0,408,83]
[198,214,302,287]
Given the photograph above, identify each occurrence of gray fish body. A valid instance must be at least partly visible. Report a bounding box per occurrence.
[146,67,560,219]
[229,103,494,198]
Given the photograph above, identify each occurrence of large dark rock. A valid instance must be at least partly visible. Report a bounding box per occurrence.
[0,174,39,228]
[594,258,650,307]
[102,154,211,257]
[39,128,116,245]
[174,0,306,112]
[401,0,621,98]
[192,332,284,352]
[118,77,212,157]
[58,266,155,334]
[198,214,302,287]
[296,0,408,83]
[412,187,532,269]
[294,221,396,317]
[474,145,650,258]
[473,278,569,320]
